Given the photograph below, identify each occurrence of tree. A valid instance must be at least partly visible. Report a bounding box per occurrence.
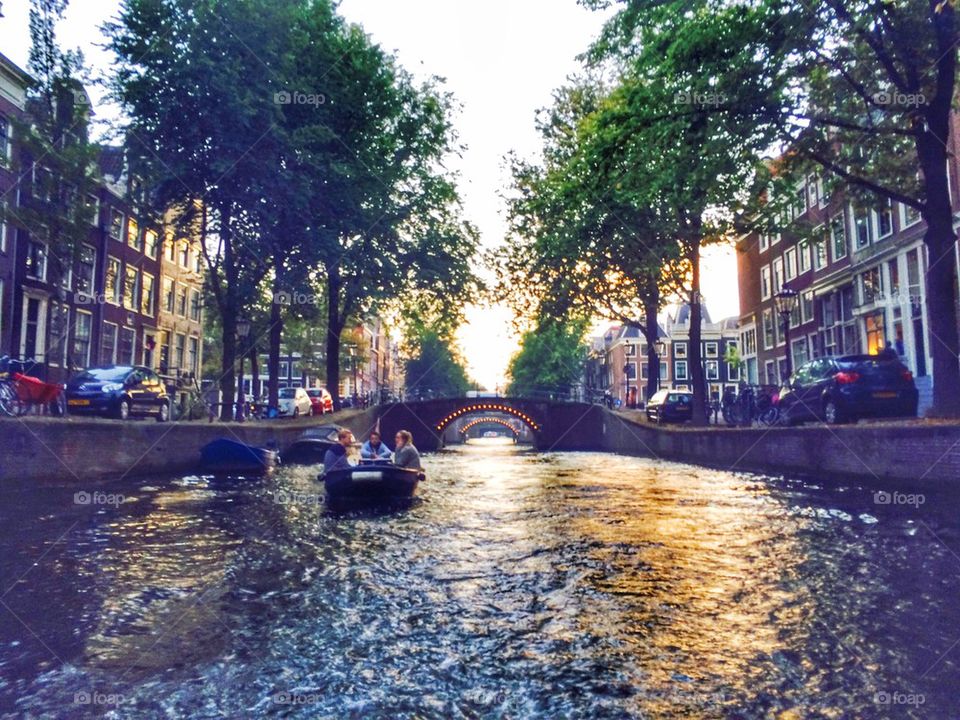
[588,0,960,416]
[507,318,588,399]
[403,328,471,400]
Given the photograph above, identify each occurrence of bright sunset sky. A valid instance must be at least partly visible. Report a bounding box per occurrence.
[1,0,738,390]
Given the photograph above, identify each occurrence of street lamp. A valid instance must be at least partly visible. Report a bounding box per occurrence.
[236,316,251,421]
[774,287,800,381]
[654,340,666,391]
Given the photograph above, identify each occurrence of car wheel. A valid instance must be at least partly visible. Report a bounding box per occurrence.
[117,398,131,421]
[157,401,169,423]
[823,398,844,425]
[293,407,300,418]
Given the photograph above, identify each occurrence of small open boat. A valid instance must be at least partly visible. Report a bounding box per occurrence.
[200,438,279,476]
[283,424,341,465]
[320,464,424,508]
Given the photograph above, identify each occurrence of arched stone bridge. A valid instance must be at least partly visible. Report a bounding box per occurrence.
[458,416,523,441]
[374,398,604,452]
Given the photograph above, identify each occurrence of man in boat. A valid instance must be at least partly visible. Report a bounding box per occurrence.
[393,430,421,470]
[360,430,392,461]
[323,428,355,472]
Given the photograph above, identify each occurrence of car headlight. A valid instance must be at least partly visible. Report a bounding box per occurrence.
[102,383,124,393]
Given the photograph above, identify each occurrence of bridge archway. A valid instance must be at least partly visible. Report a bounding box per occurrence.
[457,416,523,442]
[434,402,541,434]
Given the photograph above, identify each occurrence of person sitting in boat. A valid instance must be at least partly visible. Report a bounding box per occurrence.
[393,430,421,470]
[360,431,392,461]
[323,429,355,472]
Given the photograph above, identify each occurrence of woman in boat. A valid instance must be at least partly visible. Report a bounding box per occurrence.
[393,430,421,470]
[323,429,355,472]
[360,430,392,461]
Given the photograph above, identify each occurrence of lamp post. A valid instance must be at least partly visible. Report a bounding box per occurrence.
[235,316,251,421]
[655,340,666,391]
[774,287,800,381]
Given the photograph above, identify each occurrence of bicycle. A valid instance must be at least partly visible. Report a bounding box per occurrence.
[722,384,780,427]
[0,356,65,417]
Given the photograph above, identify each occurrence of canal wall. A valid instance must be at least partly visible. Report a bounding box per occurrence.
[599,410,960,487]
[0,409,380,484]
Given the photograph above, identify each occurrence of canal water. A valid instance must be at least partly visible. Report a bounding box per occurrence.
[0,439,957,718]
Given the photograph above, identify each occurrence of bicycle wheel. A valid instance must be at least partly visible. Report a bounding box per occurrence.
[0,382,16,416]
[758,406,779,426]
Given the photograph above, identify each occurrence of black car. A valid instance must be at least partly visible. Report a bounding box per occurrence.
[646,389,694,424]
[778,355,919,425]
[65,365,170,422]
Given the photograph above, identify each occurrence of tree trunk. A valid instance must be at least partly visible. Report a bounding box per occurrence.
[688,240,708,426]
[268,282,283,412]
[917,103,960,416]
[326,269,343,411]
[249,344,260,411]
[218,204,238,422]
[644,291,660,401]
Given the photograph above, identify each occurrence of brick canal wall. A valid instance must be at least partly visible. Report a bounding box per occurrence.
[599,410,960,487]
[0,408,380,484]
[2,405,958,486]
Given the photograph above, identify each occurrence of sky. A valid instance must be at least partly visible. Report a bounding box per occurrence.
[1,0,738,390]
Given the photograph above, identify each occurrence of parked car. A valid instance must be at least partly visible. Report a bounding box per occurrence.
[65,365,169,422]
[277,387,312,418]
[645,389,693,424]
[777,355,919,425]
[307,387,334,415]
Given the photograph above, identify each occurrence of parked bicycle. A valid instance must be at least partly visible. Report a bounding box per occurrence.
[0,356,65,417]
[722,383,780,427]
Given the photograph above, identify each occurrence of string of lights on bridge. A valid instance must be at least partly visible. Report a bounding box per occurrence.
[457,417,523,436]
[435,404,541,432]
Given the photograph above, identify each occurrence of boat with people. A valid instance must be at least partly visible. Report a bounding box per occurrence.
[320,462,424,508]
[199,438,279,476]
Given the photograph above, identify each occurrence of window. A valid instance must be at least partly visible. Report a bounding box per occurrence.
[158,331,170,373]
[728,362,741,382]
[165,236,176,262]
[20,295,46,360]
[119,327,136,365]
[853,206,872,248]
[705,360,719,380]
[0,116,10,165]
[175,334,186,369]
[759,233,770,252]
[189,290,201,321]
[818,176,829,207]
[0,201,9,253]
[640,361,649,380]
[876,199,894,239]
[85,194,99,226]
[105,257,121,304]
[784,247,797,281]
[673,342,687,359]
[807,174,819,208]
[177,286,188,316]
[73,311,92,368]
[624,362,637,380]
[763,309,775,350]
[860,266,883,305]
[801,291,814,324]
[74,245,96,297]
[194,250,203,274]
[772,257,784,292]
[902,203,921,228]
[830,214,847,260]
[765,360,777,386]
[145,229,159,259]
[742,328,757,356]
[674,360,688,380]
[100,323,118,365]
[179,241,190,268]
[761,265,772,300]
[704,341,718,358]
[124,266,140,311]
[48,302,69,366]
[26,240,47,281]
[280,360,290,378]
[791,338,809,375]
[127,218,143,252]
[141,272,155,315]
[864,312,885,355]
[792,182,806,217]
[59,255,73,291]
[109,209,124,241]
[188,336,199,375]
[798,241,811,274]
[813,237,828,270]
[163,278,175,312]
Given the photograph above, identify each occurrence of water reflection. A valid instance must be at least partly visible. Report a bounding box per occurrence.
[0,444,957,718]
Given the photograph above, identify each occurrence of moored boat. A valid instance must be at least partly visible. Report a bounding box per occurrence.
[320,464,424,508]
[200,438,279,476]
[283,425,342,465]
